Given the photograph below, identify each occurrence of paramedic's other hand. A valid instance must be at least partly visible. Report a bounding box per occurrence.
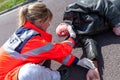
[86,68,100,80]
[56,23,76,38]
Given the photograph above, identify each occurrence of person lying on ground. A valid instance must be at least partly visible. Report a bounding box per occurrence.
[0,2,100,80]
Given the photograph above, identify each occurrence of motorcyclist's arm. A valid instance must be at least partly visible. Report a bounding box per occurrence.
[92,0,120,27]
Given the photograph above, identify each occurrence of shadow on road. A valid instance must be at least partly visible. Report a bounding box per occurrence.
[94,31,120,47]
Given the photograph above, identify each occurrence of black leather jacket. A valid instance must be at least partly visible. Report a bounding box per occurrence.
[63,0,120,35]
[63,0,120,60]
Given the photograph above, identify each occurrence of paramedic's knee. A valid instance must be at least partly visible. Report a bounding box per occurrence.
[18,63,43,80]
[18,63,60,80]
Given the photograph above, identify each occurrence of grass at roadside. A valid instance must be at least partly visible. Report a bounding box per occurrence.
[0,0,4,3]
[0,0,26,12]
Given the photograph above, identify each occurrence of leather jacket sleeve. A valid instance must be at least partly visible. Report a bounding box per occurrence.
[80,36,100,60]
[89,0,120,28]
[76,0,120,27]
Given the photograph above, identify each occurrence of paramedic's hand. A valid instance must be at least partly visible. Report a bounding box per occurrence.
[56,23,76,38]
[86,68,100,80]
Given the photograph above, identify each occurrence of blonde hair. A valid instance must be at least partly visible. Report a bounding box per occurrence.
[18,2,53,26]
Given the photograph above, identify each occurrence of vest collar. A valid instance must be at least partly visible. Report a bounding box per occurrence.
[24,21,52,42]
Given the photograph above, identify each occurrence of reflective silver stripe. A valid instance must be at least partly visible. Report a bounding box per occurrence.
[3,33,22,50]
[63,40,74,47]
[3,48,26,59]
[3,43,53,59]
[23,43,53,56]
[20,30,39,41]
[3,29,39,50]
[62,54,72,65]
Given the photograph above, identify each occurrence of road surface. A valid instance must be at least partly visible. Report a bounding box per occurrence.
[0,0,120,80]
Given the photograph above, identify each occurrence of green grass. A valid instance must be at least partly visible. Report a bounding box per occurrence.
[0,0,26,12]
[0,0,4,3]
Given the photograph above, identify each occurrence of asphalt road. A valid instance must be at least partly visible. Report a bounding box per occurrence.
[0,0,120,80]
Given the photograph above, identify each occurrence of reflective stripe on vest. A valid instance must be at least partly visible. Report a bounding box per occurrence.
[2,27,50,59]
[3,43,53,59]
[62,54,72,65]
[3,27,39,52]
[62,40,74,47]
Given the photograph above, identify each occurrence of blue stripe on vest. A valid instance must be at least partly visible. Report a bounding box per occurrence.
[15,27,40,52]
[62,54,72,65]
[3,27,40,53]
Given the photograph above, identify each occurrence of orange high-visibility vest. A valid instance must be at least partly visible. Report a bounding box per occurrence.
[0,21,75,80]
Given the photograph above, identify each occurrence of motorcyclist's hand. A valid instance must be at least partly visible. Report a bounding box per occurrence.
[113,27,120,36]
[86,68,100,80]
